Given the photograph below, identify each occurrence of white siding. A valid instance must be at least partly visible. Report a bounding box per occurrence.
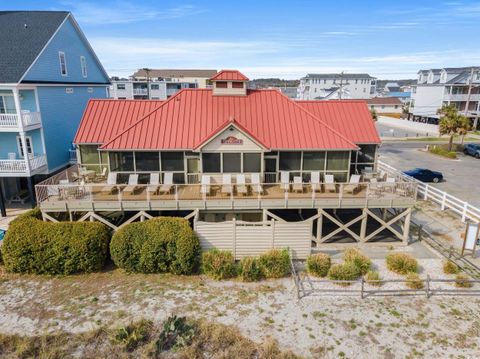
[201,126,263,152]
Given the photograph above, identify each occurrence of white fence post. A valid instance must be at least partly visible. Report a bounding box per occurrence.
[424,184,429,200]
[232,218,237,259]
[441,192,446,211]
[462,203,468,222]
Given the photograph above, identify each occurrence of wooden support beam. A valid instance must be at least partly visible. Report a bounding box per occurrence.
[360,208,368,242]
[402,207,412,244]
[90,212,118,231]
[316,209,322,245]
[42,212,59,223]
[364,208,408,242]
[263,210,287,223]
[318,209,364,242]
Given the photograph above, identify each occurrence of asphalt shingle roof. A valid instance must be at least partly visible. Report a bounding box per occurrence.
[0,11,69,83]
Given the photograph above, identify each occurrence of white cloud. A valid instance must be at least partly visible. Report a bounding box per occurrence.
[61,1,205,24]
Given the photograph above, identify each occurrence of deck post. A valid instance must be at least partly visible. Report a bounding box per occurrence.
[402,207,412,244]
[360,208,368,242]
[316,209,322,244]
[0,179,6,217]
[262,209,268,221]
[232,218,236,259]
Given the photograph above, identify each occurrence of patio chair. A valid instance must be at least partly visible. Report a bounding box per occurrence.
[147,173,160,194]
[311,171,321,192]
[324,174,336,193]
[344,174,361,194]
[385,177,396,193]
[251,173,263,195]
[159,172,173,194]
[236,174,248,196]
[101,172,118,193]
[280,171,290,192]
[292,176,303,193]
[123,174,140,195]
[200,175,211,196]
[94,167,108,182]
[222,174,233,195]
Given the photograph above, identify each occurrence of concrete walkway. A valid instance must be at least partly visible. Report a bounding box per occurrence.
[0,206,30,230]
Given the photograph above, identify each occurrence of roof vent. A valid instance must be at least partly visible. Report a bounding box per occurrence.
[24,24,28,28]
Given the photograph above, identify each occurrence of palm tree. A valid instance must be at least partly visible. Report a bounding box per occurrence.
[437,104,470,151]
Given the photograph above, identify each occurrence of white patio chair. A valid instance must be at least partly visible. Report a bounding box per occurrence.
[101,172,118,193]
[344,174,361,194]
[251,173,263,194]
[123,174,139,194]
[292,176,303,193]
[280,171,290,192]
[200,175,211,196]
[147,173,160,194]
[8,152,16,160]
[236,174,248,196]
[311,171,321,192]
[159,172,173,194]
[222,173,232,195]
[324,174,336,193]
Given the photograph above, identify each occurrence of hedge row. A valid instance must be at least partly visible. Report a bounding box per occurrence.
[201,248,291,281]
[2,209,110,275]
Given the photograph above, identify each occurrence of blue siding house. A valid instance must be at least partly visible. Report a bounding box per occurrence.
[0,11,110,213]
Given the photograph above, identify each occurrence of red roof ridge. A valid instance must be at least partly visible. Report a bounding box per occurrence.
[276,91,359,149]
[211,69,249,81]
[99,90,185,149]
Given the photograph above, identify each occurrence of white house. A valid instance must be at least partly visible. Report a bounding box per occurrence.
[297,73,376,100]
[366,97,403,115]
[410,67,480,128]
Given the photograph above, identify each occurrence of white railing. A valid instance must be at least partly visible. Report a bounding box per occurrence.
[133,88,148,95]
[0,114,19,127]
[378,160,480,222]
[0,112,42,128]
[445,93,480,102]
[21,112,41,127]
[0,154,47,174]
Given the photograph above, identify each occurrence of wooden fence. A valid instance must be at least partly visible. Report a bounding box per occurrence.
[195,219,312,259]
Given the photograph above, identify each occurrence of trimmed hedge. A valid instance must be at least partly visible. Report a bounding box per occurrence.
[258,249,291,279]
[239,256,263,282]
[111,217,200,275]
[306,253,331,277]
[2,209,110,275]
[202,249,237,280]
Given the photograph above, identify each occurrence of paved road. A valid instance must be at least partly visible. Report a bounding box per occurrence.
[379,142,480,207]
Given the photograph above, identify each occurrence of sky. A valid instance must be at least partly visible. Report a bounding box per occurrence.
[4,0,480,79]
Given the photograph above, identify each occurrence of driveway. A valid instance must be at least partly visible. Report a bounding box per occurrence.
[379,142,480,207]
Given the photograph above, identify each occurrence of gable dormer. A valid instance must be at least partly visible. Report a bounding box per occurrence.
[210,70,249,96]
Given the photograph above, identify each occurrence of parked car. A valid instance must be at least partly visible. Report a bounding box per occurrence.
[403,168,444,183]
[463,144,480,158]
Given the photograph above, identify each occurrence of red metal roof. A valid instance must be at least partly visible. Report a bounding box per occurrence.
[296,100,381,144]
[100,89,359,150]
[210,70,249,81]
[74,99,163,144]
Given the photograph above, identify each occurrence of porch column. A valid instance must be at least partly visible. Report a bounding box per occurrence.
[27,176,36,207]
[402,208,412,244]
[12,89,32,176]
[0,179,6,217]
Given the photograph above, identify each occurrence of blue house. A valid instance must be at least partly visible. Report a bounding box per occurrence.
[0,11,110,213]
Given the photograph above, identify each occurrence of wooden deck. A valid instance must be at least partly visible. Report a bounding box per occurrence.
[37,181,417,212]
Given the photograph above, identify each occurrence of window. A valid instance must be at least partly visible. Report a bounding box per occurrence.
[59,51,67,76]
[279,152,301,171]
[232,82,244,88]
[223,153,241,172]
[356,145,376,163]
[17,136,33,158]
[109,152,134,171]
[216,81,228,88]
[326,151,349,171]
[79,145,99,164]
[202,153,221,172]
[80,56,87,77]
[135,152,160,171]
[243,153,261,172]
[117,84,126,90]
[66,88,73,94]
[161,152,184,171]
[87,87,93,93]
[150,84,159,90]
[303,151,325,170]
[0,95,16,114]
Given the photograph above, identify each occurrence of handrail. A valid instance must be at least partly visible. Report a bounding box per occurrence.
[378,160,480,222]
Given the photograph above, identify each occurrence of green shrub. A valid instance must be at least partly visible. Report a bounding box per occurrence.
[365,270,382,286]
[110,217,200,275]
[455,273,473,288]
[386,252,418,274]
[156,316,196,351]
[306,253,331,277]
[258,249,291,279]
[443,260,459,275]
[239,256,263,282]
[201,249,237,280]
[2,211,110,275]
[405,272,424,289]
[429,146,457,159]
[343,248,371,275]
[327,262,360,284]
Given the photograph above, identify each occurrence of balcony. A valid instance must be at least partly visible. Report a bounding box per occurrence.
[0,154,47,176]
[444,93,480,102]
[133,88,148,96]
[0,112,42,131]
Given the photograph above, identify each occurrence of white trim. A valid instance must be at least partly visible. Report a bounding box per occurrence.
[58,51,68,77]
[17,14,70,84]
[16,135,33,158]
